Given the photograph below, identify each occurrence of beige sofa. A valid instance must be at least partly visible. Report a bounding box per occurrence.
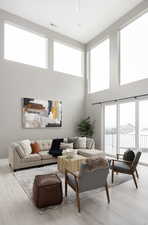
[8,138,104,171]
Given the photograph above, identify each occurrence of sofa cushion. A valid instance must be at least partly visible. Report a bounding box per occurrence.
[60,142,73,150]
[36,140,52,151]
[21,154,41,163]
[31,142,41,154]
[39,151,53,160]
[20,140,32,155]
[78,149,105,158]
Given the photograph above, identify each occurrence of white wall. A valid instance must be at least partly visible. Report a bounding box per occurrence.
[0,9,85,158]
[86,1,148,149]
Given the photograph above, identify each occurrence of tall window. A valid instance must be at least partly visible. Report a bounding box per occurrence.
[4,23,48,69]
[54,41,83,77]
[120,13,148,85]
[90,39,110,93]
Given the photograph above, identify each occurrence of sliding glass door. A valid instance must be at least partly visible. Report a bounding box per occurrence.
[104,104,117,156]
[103,99,148,165]
[139,100,148,164]
[119,102,136,154]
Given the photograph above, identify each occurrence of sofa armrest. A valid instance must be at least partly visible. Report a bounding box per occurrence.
[8,143,22,170]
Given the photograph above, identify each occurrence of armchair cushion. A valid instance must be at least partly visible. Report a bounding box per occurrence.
[111,161,131,173]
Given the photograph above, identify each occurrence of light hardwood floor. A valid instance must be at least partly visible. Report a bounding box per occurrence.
[0,159,148,225]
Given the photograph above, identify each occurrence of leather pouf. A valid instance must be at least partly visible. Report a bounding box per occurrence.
[33,174,63,208]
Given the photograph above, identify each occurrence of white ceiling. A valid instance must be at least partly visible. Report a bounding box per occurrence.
[0,0,144,43]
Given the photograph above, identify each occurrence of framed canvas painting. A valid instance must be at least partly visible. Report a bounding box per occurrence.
[22,98,62,128]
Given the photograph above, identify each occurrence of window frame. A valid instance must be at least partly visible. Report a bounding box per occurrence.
[89,37,110,94]
[119,11,148,85]
[4,21,49,69]
[53,40,84,77]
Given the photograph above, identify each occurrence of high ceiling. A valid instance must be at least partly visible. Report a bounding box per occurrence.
[0,0,144,43]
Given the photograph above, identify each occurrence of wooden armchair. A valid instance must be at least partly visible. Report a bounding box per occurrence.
[65,161,110,212]
[116,153,139,178]
[111,152,141,189]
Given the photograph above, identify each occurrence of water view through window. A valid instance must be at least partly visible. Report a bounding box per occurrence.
[104,100,148,164]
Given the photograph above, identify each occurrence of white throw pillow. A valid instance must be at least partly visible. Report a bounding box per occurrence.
[60,142,73,150]
[20,139,32,155]
[36,140,52,151]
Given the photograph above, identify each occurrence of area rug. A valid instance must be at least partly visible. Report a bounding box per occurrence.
[14,164,131,212]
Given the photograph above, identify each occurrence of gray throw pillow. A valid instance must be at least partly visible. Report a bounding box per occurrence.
[75,137,87,149]
[86,138,95,149]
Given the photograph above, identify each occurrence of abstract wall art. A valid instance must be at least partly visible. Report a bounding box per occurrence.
[22,98,62,128]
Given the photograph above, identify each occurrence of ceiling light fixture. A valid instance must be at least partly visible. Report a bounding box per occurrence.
[76,0,80,13]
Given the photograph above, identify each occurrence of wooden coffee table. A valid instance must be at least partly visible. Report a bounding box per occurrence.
[57,154,87,173]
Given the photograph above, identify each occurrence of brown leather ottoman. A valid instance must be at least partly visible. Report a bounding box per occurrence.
[33,174,63,208]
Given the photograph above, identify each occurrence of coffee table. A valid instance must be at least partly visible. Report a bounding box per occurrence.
[57,154,87,173]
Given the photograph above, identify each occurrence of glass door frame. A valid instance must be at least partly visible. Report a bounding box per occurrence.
[102,99,139,158]
[102,97,148,165]
[101,102,118,157]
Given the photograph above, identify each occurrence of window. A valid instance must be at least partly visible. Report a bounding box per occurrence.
[54,41,83,76]
[104,101,136,157]
[103,98,148,165]
[4,23,48,69]
[120,13,148,85]
[90,39,110,93]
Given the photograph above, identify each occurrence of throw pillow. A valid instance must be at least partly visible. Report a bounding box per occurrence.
[60,142,73,150]
[20,139,32,155]
[31,142,41,154]
[49,138,64,157]
[123,150,135,161]
[86,138,95,149]
[76,137,87,149]
[36,140,52,151]
[15,143,27,158]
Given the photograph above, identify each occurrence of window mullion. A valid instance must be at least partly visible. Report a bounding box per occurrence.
[116,103,120,155]
[135,100,139,152]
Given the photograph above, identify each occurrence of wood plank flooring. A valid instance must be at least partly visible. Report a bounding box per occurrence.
[0,159,148,225]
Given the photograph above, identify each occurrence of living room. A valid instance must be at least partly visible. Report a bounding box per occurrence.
[0,1,148,225]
